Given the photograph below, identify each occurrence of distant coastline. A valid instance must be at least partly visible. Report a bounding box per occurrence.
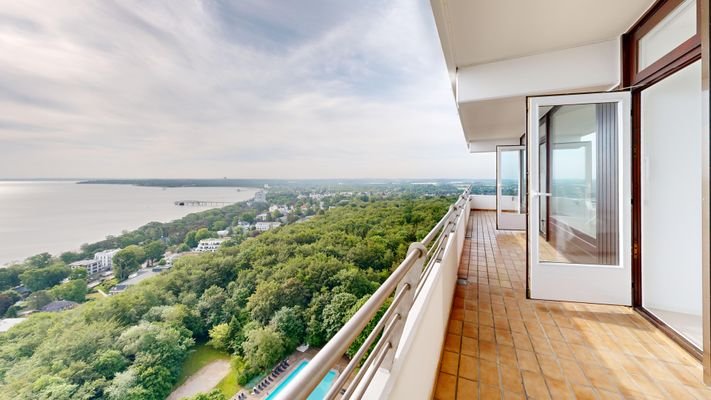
[76,178,476,188]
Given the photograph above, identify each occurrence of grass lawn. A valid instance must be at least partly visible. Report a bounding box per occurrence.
[216,357,245,398]
[175,343,231,387]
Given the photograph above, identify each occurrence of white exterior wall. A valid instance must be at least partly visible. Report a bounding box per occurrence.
[470,194,517,211]
[94,249,119,271]
[196,239,224,252]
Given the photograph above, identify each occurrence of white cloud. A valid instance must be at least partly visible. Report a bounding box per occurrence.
[0,0,481,179]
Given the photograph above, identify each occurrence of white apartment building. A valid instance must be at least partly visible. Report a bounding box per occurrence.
[93,249,119,271]
[255,221,281,232]
[69,259,101,276]
[195,238,225,252]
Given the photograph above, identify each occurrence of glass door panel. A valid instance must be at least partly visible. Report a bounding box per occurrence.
[497,145,526,230]
[528,92,631,305]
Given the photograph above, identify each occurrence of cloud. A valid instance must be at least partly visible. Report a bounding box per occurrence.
[0,0,484,179]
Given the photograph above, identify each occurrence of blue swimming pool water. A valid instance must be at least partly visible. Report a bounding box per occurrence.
[265,360,337,400]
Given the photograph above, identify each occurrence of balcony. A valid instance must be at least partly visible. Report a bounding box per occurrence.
[273,194,710,399]
[434,210,708,399]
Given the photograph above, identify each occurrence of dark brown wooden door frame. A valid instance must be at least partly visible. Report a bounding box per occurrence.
[623,0,704,360]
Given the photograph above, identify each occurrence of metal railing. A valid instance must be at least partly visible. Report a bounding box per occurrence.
[273,187,471,400]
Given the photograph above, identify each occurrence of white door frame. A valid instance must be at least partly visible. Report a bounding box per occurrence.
[527,91,632,305]
[496,145,526,231]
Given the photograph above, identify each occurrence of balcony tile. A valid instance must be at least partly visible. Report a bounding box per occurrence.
[521,370,550,399]
[479,383,501,400]
[479,359,499,386]
[435,372,457,400]
[445,333,461,353]
[462,322,477,338]
[441,351,459,375]
[448,320,463,336]
[457,378,477,399]
[459,355,477,381]
[434,211,707,400]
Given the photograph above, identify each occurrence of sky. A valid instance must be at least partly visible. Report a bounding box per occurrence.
[0,0,495,179]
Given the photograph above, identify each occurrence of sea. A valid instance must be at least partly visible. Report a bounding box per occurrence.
[0,180,257,266]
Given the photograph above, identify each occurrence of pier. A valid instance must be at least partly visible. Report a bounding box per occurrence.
[174,200,233,206]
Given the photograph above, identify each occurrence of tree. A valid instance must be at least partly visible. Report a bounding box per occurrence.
[27,290,53,310]
[195,228,216,242]
[0,266,23,291]
[246,281,281,325]
[105,369,148,400]
[241,212,256,224]
[322,292,358,339]
[186,389,226,400]
[197,286,228,329]
[269,306,305,351]
[113,246,146,281]
[20,264,70,291]
[92,349,129,379]
[184,231,198,248]
[27,252,52,268]
[143,240,167,264]
[211,220,228,231]
[50,279,87,302]
[69,268,88,281]
[241,326,285,372]
[208,323,230,351]
[0,290,20,316]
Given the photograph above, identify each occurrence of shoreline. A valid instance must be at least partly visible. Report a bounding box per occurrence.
[0,184,259,266]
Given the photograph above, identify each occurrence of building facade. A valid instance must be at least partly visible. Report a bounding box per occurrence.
[69,259,101,276]
[195,238,225,252]
[255,221,281,232]
[93,249,119,271]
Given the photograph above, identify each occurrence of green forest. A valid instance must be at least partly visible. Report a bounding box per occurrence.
[0,196,453,400]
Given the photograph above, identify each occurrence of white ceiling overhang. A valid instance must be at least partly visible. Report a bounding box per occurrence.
[430,0,655,152]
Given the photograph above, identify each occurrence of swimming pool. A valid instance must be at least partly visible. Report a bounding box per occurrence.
[265,360,337,400]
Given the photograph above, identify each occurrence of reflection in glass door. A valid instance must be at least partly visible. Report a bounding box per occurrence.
[496,145,526,230]
[542,104,618,265]
[539,120,548,239]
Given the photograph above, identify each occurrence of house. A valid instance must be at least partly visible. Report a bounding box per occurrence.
[255,212,269,222]
[70,259,101,276]
[40,300,78,313]
[273,1,711,399]
[93,249,119,271]
[255,221,281,232]
[216,229,230,237]
[236,221,251,230]
[195,238,225,252]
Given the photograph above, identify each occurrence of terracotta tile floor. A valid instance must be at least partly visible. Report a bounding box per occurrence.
[434,211,710,400]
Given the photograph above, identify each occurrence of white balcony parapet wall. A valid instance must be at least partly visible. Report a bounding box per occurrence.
[361,198,471,400]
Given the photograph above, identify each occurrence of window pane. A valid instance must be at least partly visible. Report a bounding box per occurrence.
[500,149,520,211]
[638,0,696,72]
[641,61,702,347]
[538,103,619,265]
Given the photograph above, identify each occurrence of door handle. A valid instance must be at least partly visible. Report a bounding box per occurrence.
[532,191,551,197]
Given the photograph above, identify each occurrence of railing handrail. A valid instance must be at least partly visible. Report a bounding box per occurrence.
[273,187,471,400]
